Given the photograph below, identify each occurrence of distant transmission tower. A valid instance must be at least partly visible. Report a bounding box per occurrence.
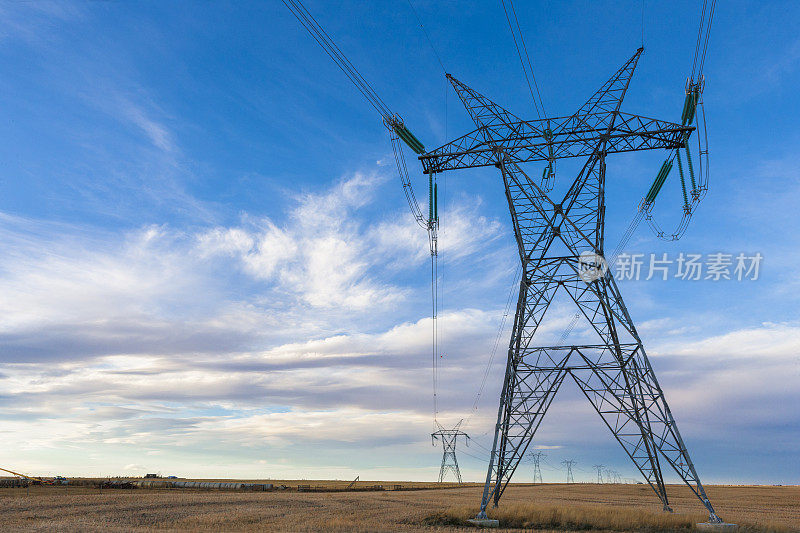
[561,460,576,483]
[432,421,469,483]
[530,452,545,483]
[593,464,605,484]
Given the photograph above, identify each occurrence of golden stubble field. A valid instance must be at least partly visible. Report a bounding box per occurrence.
[1,482,797,532]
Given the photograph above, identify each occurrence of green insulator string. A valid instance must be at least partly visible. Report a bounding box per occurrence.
[393,123,426,154]
[676,149,689,212]
[544,128,555,170]
[684,138,697,192]
[680,89,698,125]
[645,159,673,204]
[434,182,438,222]
[428,173,433,223]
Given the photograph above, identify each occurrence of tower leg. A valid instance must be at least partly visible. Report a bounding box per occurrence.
[476,348,570,517]
[571,343,721,522]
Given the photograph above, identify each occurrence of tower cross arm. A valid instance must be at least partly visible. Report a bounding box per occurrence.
[419,113,693,175]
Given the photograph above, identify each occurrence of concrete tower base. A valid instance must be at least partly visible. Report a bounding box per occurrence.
[697,522,738,530]
[467,518,499,528]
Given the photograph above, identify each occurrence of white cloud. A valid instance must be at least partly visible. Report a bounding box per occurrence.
[372,194,504,266]
[0,218,201,332]
[191,408,431,447]
[116,97,176,153]
[196,173,504,309]
[196,173,407,309]
[1,171,797,482]
[0,171,511,474]
[197,222,296,280]
[657,321,800,360]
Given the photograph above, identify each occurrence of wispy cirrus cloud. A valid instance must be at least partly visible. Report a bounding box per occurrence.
[0,170,505,407]
[197,173,503,309]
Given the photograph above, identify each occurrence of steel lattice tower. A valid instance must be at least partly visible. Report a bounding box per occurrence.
[419,48,721,523]
[593,464,605,484]
[432,421,470,483]
[530,451,545,484]
[562,460,576,483]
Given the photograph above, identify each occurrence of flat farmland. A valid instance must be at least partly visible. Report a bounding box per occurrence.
[1,482,797,532]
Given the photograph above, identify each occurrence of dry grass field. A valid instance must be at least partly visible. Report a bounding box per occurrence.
[0,481,797,532]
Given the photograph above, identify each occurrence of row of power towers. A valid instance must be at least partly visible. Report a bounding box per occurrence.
[433,439,626,485]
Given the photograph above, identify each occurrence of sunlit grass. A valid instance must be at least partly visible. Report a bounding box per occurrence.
[424,503,794,532]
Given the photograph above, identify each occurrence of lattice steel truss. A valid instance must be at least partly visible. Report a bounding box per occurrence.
[432,421,470,483]
[529,451,545,484]
[419,49,721,523]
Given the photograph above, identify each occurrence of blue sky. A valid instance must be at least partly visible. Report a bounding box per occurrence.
[0,0,798,487]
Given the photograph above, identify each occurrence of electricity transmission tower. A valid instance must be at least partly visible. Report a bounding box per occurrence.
[561,460,576,483]
[593,464,605,483]
[431,421,470,483]
[529,451,545,483]
[419,48,721,523]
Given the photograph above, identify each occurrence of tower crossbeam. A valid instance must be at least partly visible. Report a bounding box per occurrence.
[420,112,693,175]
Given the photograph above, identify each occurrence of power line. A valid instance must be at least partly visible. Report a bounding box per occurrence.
[460,449,491,463]
[406,0,447,74]
[402,0,451,429]
[470,436,493,456]
[467,265,521,422]
[642,1,716,242]
[282,0,393,119]
[509,0,546,117]
[691,0,716,82]
[283,2,444,427]
[641,0,645,48]
[431,249,439,422]
[499,0,545,119]
[697,0,716,79]
[540,457,563,472]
